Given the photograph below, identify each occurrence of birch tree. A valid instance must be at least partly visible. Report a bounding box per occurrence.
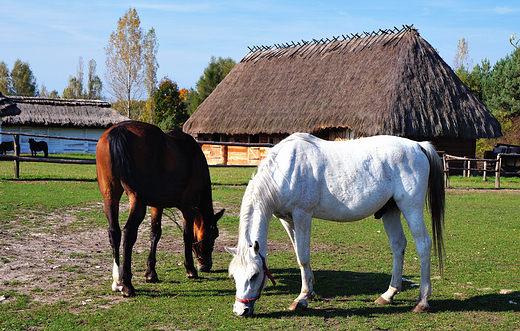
[104,8,147,118]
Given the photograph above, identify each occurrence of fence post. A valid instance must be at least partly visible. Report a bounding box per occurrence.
[495,155,501,189]
[13,134,19,179]
[483,161,487,181]
[443,154,450,188]
[222,145,228,165]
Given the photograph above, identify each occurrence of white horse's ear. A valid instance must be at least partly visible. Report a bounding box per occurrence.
[253,241,260,254]
[225,247,237,256]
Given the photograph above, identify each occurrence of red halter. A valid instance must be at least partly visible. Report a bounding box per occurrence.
[235,253,276,304]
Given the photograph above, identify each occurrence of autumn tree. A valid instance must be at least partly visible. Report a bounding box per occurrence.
[152,77,189,131]
[10,59,38,96]
[189,56,235,114]
[105,8,158,118]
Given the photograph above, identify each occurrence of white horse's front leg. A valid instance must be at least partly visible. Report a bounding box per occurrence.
[286,210,315,311]
[376,207,406,305]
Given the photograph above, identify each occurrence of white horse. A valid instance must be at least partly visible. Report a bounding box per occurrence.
[227,133,445,317]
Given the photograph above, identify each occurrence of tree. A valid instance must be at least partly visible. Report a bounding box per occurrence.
[190,56,235,114]
[105,8,157,118]
[453,38,472,71]
[63,57,102,100]
[483,48,520,118]
[143,28,159,122]
[87,59,103,99]
[152,77,189,131]
[11,59,38,96]
[0,61,12,95]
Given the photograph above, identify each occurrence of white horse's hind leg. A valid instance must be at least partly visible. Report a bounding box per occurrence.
[402,209,432,313]
[376,207,406,305]
[283,210,315,311]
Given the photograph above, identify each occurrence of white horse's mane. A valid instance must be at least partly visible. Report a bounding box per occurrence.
[229,154,283,272]
[229,133,319,272]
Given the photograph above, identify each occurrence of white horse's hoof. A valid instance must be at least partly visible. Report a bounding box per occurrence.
[375,296,393,305]
[288,300,308,311]
[412,302,429,313]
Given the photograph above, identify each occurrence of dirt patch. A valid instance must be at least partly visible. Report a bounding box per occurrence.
[0,202,241,307]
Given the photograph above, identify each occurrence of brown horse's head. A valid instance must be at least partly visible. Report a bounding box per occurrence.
[192,209,225,272]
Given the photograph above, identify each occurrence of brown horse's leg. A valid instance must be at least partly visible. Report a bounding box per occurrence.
[145,207,162,283]
[120,197,147,297]
[106,198,123,292]
[182,211,198,279]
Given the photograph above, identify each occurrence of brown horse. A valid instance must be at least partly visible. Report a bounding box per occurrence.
[96,120,224,297]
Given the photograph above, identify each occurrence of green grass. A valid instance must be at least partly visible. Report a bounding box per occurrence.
[0,159,519,330]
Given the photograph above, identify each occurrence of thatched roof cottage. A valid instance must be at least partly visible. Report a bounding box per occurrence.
[0,93,21,118]
[0,96,128,154]
[184,25,501,158]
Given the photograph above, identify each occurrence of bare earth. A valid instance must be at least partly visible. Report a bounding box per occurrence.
[0,201,249,307]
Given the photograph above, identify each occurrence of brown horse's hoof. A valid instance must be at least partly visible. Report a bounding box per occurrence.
[412,303,429,313]
[186,270,199,279]
[145,272,159,283]
[121,285,136,297]
[375,296,393,305]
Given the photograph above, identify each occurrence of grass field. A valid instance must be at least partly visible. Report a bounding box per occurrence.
[0,157,519,330]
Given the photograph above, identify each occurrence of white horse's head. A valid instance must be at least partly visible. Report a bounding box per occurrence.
[227,241,275,317]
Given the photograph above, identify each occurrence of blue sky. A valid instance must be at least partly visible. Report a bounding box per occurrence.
[1,1,519,97]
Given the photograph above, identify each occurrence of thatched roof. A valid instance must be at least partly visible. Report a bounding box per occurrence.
[0,93,21,118]
[2,96,128,128]
[184,25,501,139]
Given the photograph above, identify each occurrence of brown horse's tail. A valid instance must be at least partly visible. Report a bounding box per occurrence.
[109,125,144,194]
[419,142,446,275]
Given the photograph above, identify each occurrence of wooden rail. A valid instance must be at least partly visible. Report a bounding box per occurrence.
[443,153,520,189]
[2,131,518,187]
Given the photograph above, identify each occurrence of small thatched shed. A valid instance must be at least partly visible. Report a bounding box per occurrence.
[184,25,501,158]
[0,93,21,118]
[0,96,128,154]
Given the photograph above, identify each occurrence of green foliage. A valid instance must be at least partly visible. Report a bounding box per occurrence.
[454,38,520,152]
[190,56,235,113]
[0,61,12,95]
[10,59,38,96]
[86,59,103,100]
[152,77,189,131]
[63,57,102,100]
[484,48,520,118]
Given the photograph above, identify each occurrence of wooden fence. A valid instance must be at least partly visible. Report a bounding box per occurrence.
[0,132,274,178]
[443,153,520,189]
[0,132,97,179]
[1,131,518,188]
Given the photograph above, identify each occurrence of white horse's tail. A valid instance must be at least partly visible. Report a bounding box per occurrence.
[419,142,446,274]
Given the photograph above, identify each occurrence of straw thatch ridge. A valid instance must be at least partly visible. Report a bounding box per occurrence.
[2,96,128,128]
[184,27,501,139]
[0,93,22,118]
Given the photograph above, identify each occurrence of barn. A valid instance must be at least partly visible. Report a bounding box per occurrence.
[183,25,501,161]
[0,96,128,154]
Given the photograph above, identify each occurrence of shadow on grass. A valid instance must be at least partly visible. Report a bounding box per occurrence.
[256,268,520,317]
